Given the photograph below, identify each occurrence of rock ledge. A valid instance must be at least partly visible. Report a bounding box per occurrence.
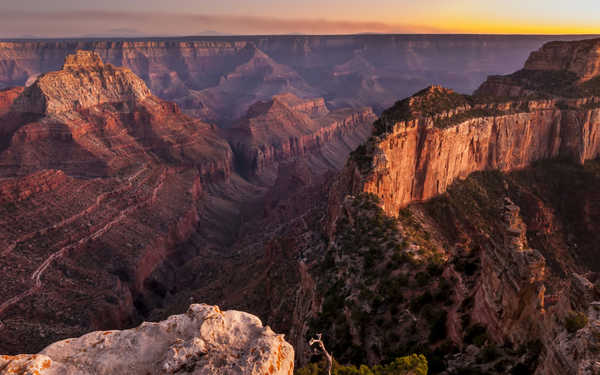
[0,304,294,375]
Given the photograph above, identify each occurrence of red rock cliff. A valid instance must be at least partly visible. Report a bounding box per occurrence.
[358,95,600,216]
[339,39,600,216]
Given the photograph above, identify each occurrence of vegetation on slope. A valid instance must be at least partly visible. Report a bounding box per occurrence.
[307,193,454,372]
[296,354,428,375]
[309,160,600,373]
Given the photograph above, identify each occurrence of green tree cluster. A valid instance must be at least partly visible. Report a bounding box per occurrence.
[296,354,428,375]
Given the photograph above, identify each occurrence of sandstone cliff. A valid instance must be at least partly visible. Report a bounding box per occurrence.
[0,304,294,375]
[475,38,600,98]
[305,37,600,373]
[523,38,600,82]
[13,50,151,115]
[345,86,600,218]
[2,50,233,179]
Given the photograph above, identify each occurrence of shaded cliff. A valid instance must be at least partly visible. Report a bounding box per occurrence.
[225,93,376,182]
[291,37,600,373]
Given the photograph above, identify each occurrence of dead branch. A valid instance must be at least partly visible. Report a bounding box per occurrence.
[309,333,333,375]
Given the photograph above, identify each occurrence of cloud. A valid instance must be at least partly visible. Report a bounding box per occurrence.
[0,10,442,38]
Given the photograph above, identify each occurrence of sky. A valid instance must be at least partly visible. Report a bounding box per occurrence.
[0,0,599,38]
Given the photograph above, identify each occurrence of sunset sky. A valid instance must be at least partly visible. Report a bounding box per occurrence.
[0,0,599,38]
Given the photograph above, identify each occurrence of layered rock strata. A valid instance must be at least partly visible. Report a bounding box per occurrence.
[0,35,585,124]
[0,52,233,354]
[226,93,376,181]
[346,86,600,217]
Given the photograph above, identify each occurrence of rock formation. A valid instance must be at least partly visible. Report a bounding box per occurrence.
[0,304,294,375]
[13,50,151,115]
[0,49,374,361]
[0,35,587,125]
[523,38,600,82]
[305,37,600,373]
[346,79,600,218]
[225,93,376,182]
[2,36,600,375]
[475,38,600,98]
[0,51,233,354]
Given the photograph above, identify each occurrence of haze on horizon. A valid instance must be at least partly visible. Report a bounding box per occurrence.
[0,0,599,38]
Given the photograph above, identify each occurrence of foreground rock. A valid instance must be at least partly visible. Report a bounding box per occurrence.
[0,304,294,375]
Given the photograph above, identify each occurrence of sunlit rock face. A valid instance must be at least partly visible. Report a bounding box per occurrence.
[0,304,294,375]
[13,50,151,115]
[523,38,600,82]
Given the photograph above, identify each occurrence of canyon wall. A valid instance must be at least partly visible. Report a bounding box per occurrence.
[315,37,600,374]
[226,93,376,180]
[523,38,600,81]
[0,52,234,354]
[0,35,589,124]
[359,97,600,216]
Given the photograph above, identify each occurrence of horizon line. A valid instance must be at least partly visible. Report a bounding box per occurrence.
[2,33,600,41]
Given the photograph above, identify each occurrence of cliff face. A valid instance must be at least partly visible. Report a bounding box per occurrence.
[359,95,600,216]
[523,38,600,82]
[226,93,376,181]
[13,50,151,115]
[0,304,294,375]
[305,37,600,373]
[475,38,600,98]
[1,50,232,179]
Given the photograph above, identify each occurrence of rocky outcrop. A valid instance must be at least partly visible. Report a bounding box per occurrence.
[346,87,600,217]
[524,38,600,82]
[1,51,233,179]
[474,198,546,344]
[312,37,600,372]
[226,93,375,181]
[0,304,294,375]
[475,38,600,98]
[0,87,23,115]
[13,50,151,115]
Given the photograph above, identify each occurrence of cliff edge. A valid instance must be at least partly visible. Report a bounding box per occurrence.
[341,38,600,217]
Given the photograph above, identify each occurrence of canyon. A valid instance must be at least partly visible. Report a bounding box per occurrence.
[1,36,600,375]
[0,49,374,358]
[0,35,587,126]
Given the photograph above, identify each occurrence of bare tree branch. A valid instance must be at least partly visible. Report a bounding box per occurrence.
[309,333,333,375]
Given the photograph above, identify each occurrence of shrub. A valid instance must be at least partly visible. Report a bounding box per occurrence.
[465,324,488,347]
[296,355,428,375]
[565,311,588,333]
